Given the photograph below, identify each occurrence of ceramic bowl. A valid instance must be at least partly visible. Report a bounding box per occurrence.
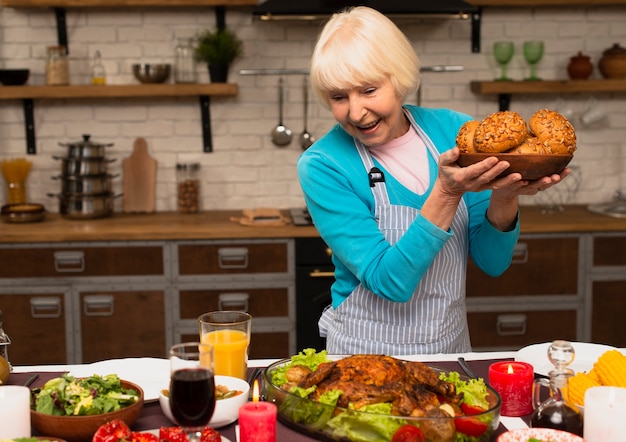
[497,427,583,442]
[0,68,30,85]
[457,153,573,180]
[30,380,144,442]
[1,203,46,223]
[132,64,171,84]
[159,375,250,428]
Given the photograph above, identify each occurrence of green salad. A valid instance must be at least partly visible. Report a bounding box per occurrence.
[269,349,496,442]
[32,373,139,416]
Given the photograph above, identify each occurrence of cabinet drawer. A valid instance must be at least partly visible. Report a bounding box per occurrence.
[593,236,626,267]
[0,292,69,365]
[181,330,292,359]
[179,287,291,320]
[177,241,289,276]
[468,309,577,349]
[591,280,626,348]
[0,245,164,279]
[467,236,579,297]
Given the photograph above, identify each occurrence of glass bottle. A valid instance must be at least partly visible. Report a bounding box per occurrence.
[530,340,583,436]
[0,310,11,368]
[91,50,106,85]
[174,38,197,83]
[46,45,70,86]
[176,163,201,213]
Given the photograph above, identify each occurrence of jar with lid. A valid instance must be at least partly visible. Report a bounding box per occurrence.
[174,38,197,83]
[176,163,201,213]
[46,45,70,86]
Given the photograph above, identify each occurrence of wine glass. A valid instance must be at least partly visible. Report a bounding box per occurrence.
[523,40,544,81]
[494,41,514,81]
[169,342,215,442]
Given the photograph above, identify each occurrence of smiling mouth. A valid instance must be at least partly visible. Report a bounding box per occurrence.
[356,119,380,131]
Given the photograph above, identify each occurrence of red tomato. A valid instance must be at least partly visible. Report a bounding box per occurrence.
[159,426,187,442]
[460,403,487,415]
[199,427,221,442]
[92,419,132,442]
[130,432,159,442]
[454,416,488,437]
[391,424,426,442]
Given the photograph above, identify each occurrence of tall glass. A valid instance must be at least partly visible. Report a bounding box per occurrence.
[169,342,215,442]
[198,311,252,380]
[494,41,514,81]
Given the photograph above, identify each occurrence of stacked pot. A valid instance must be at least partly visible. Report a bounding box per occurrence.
[50,134,118,219]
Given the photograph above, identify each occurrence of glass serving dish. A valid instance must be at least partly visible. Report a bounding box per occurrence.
[263,357,501,442]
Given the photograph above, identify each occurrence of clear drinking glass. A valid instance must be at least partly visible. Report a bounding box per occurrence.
[169,342,215,442]
[523,40,544,81]
[494,41,515,81]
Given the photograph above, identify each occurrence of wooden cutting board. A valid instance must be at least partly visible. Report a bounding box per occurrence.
[122,137,157,213]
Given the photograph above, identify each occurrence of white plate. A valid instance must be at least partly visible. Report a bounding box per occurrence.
[68,357,169,402]
[515,341,616,376]
[145,428,231,442]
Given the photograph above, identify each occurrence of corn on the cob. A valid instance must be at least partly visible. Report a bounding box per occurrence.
[567,371,601,406]
[587,367,601,384]
[594,349,626,388]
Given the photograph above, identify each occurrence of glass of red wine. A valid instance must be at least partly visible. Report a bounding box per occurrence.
[169,342,216,442]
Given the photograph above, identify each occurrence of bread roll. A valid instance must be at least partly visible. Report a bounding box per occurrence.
[529,108,577,154]
[456,120,479,153]
[474,111,528,153]
[510,136,549,154]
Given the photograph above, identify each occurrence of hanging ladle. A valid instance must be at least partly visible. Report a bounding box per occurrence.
[299,76,315,150]
[271,77,293,147]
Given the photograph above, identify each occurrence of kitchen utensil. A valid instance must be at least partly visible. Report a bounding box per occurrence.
[458,357,478,379]
[534,164,582,213]
[122,138,157,213]
[49,192,118,219]
[299,77,314,150]
[132,63,171,84]
[457,152,573,181]
[1,203,46,224]
[0,69,30,86]
[58,134,113,159]
[53,156,116,176]
[52,173,118,195]
[271,77,292,146]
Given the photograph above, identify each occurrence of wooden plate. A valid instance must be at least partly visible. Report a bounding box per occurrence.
[457,153,573,180]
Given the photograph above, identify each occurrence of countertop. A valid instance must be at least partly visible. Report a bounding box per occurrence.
[1,205,626,244]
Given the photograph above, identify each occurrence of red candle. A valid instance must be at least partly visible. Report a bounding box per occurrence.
[238,380,277,442]
[488,361,534,417]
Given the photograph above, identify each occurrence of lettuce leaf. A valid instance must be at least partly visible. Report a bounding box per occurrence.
[439,371,489,410]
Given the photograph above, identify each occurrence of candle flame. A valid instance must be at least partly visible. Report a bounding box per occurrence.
[507,363,514,374]
[252,379,260,402]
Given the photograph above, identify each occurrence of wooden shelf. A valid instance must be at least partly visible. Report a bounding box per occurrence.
[466,0,626,5]
[1,0,255,6]
[471,79,626,110]
[0,83,238,100]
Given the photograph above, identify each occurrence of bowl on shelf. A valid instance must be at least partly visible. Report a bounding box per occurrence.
[457,152,573,181]
[30,379,144,442]
[132,64,171,84]
[159,375,250,429]
[0,69,30,86]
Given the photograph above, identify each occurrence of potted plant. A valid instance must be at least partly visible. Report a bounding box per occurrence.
[195,27,242,83]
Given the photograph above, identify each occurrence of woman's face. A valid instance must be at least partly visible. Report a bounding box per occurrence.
[327,77,408,147]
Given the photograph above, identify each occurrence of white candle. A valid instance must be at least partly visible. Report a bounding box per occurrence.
[583,386,626,442]
[0,385,31,439]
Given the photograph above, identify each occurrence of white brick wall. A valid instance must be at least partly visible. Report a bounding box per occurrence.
[1,5,625,213]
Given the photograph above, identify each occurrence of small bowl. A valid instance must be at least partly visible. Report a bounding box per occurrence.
[132,64,171,84]
[1,203,46,223]
[0,69,30,86]
[497,428,583,442]
[31,379,144,442]
[159,375,250,429]
[457,153,573,180]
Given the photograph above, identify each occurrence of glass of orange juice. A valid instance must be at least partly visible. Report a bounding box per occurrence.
[198,311,252,380]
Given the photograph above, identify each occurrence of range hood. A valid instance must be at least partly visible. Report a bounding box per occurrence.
[252,0,482,52]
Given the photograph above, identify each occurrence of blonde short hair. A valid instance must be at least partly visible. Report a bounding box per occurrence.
[310,6,421,109]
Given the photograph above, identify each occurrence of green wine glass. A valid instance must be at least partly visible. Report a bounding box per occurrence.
[523,40,544,81]
[494,41,514,81]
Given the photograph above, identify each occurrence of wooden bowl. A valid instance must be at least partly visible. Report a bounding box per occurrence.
[457,153,573,180]
[31,380,144,442]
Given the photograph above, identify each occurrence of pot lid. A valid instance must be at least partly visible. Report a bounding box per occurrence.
[603,43,626,56]
[58,134,114,148]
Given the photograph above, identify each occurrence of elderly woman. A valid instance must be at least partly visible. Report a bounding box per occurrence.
[297,6,569,355]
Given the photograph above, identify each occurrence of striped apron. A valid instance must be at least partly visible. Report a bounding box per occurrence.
[319,112,471,355]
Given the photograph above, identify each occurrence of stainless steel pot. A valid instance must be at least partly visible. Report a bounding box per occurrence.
[58,134,114,159]
[48,192,119,219]
[53,156,116,175]
[52,174,117,195]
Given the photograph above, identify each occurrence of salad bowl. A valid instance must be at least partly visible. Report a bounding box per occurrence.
[263,354,501,442]
[30,378,144,442]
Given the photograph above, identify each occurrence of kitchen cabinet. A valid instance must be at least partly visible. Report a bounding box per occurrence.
[173,239,296,359]
[466,234,585,351]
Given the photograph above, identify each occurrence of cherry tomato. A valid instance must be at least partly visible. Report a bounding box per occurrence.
[454,416,488,437]
[460,403,487,415]
[130,432,159,442]
[391,424,426,442]
[92,419,132,442]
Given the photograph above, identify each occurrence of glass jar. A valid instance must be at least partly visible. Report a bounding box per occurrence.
[46,45,70,86]
[174,38,197,83]
[176,163,200,213]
